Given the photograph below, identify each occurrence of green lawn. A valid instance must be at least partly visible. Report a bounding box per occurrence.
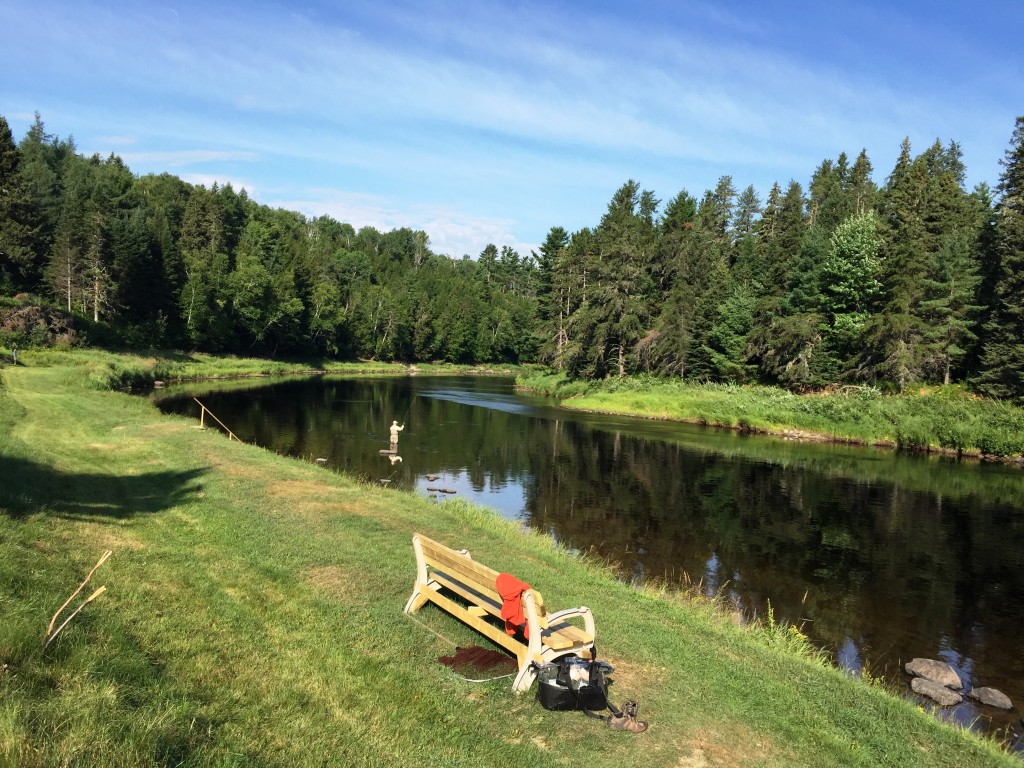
[0,355,1017,767]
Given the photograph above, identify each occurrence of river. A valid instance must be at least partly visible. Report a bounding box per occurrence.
[154,373,1024,749]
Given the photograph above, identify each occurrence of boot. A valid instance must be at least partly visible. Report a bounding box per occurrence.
[607,700,648,733]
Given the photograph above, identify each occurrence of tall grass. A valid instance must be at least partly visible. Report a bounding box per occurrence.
[517,372,1024,459]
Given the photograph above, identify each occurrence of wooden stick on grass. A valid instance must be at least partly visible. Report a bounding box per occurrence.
[44,587,107,649]
[45,549,112,640]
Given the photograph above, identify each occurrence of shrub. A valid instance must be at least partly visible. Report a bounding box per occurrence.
[894,419,931,451]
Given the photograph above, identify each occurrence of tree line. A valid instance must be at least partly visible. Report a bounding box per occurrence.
[2,112,1023,399]
[534,117,1024,400]
[0,114,538,363]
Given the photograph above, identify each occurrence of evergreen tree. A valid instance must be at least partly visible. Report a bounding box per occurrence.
[730,185,761,286]
[808,157,849,234]
[230,215,304,354]
[746,181,816,386]
[977,117,1024,399]
[46,155,95,313]
[584,181,658,378]
[534,225,569,363]
[964,182,1000,376]
[134,173,193,345]
[0,116,42,292]
[706,283,757,382]
[868,139,931,389]
[684,178,737,379]
[819,211,882,375]
[847,149,877,216]
[178,186,234,349]
[17,114,72,287]
[870,138,980,389]
[919,229,982,384]
[644,190,698,376]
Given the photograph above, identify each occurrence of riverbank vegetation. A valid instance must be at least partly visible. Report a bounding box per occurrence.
[2,358,1019,766]
[0,347,513,394]
[4,113,1024,402]
[517,371,1024,459]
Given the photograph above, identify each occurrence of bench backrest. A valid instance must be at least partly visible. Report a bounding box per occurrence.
[418,535,502,600]
[414,533,548,625]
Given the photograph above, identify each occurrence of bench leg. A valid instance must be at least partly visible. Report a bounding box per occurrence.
[404,585,428,614]
[512,660,536,694]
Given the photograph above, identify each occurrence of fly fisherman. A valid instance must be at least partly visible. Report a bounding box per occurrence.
[389,420,404,451]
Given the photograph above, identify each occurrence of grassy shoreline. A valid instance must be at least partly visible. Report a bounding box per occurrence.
[516,371,1024,463]
[1,352,1018,766]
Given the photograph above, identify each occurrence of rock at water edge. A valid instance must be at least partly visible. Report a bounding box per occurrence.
[905,658,963,690]
[911,677,964,707]
[967,687,1013,710]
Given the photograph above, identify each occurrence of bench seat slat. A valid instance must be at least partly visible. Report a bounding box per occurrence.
[431,571,502,617]
[428,570,593,650]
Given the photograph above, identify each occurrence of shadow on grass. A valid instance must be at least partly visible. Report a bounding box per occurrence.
[0,455,208,520]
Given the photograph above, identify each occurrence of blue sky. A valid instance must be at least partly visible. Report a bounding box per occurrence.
[2,0,1022,258]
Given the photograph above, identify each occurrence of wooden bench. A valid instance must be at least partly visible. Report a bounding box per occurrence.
[404,533,596,693]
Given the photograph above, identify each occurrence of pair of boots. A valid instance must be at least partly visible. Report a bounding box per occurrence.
[606,699,648,733]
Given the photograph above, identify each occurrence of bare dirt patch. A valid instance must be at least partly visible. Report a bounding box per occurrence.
[305,565,362,602]
[79,523,147,552]
[606,657,666,696]
[686,725,782,767]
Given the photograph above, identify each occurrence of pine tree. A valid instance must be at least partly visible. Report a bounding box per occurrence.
[977,117,1024,399]
[685,179,736,379]
[585,181,658,378]
[867,139,931,389]
[820,211,882,375]
[17,114,70,285]
[178,186,234,349]
[0,116,42,292]
[730,185,761,286]
[847,149,877,216]
[919,229,982,384]
[644,190,698,376]
[869,138,981,388]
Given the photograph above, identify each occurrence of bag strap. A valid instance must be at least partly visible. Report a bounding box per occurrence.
[582,699,621,721]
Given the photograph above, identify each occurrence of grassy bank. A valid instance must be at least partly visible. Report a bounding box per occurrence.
[1,357,1017,767]
[517,371,1024,460]
[8,348,517,393]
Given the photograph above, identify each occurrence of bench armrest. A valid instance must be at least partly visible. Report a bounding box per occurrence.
[546,606,595,639]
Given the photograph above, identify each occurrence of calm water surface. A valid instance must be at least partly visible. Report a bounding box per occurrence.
[155,374,1024,747]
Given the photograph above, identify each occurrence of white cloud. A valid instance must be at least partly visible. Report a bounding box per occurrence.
[271,189,535,258]
[119,149,258,168]
[181,173,258,196]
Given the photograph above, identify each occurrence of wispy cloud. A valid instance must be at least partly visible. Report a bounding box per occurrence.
[119,150,259,168]
[3,0,1021,254]
[273,189,535,259]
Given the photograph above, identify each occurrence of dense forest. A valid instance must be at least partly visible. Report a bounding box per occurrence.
[2,113,1024,399]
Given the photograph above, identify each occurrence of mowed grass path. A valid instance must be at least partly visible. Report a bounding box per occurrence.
[0,361,1017,767]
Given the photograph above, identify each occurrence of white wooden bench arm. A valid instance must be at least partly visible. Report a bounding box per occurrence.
[546,606,596,639]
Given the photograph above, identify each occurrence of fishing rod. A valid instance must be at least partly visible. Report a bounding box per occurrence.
[398,392,419,425]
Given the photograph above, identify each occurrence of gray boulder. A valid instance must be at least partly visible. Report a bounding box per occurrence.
[967,687,1013,710]
[911,677,964,706]
[905,658,963,689]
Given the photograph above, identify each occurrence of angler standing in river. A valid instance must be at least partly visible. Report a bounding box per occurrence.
[389,420,404,452]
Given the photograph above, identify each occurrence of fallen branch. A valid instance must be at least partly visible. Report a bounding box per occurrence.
[44,586,107,649]
[45,549,111,641]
